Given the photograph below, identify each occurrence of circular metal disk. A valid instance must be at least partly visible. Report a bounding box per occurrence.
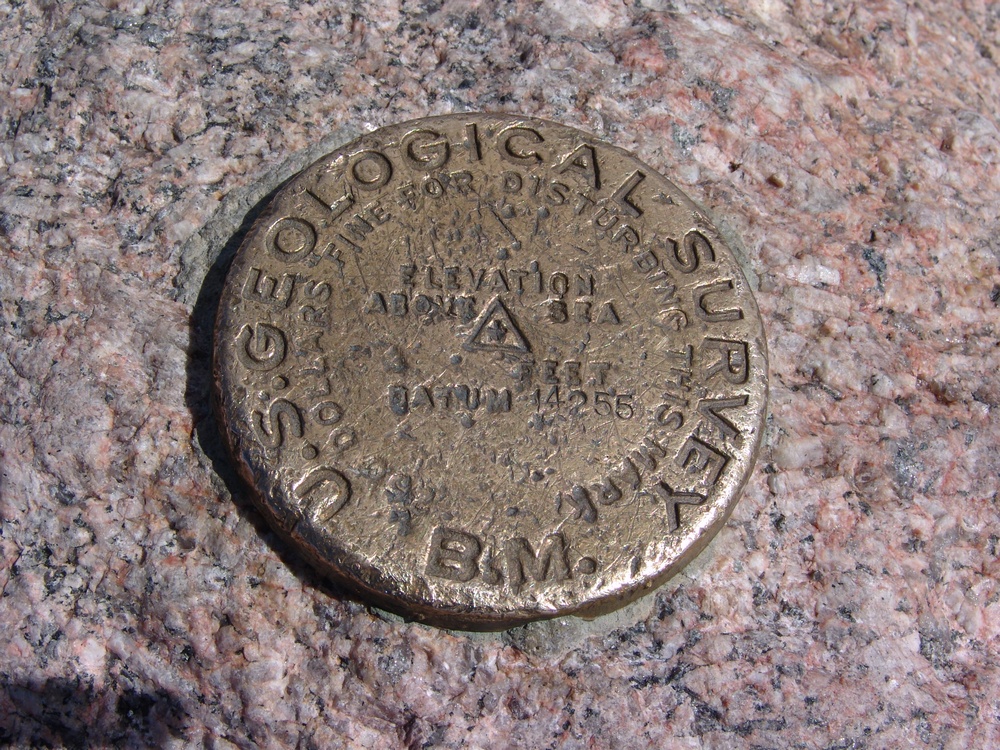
[214,113,767,630]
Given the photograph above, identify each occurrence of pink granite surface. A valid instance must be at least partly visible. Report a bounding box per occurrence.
[2,0,999,747]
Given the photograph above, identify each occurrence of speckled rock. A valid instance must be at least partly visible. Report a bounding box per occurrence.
[2,1,999,748]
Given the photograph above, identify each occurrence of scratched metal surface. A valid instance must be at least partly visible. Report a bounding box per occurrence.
[214,114,767,628]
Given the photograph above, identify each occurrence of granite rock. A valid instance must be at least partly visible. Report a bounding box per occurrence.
[1,0,999,747]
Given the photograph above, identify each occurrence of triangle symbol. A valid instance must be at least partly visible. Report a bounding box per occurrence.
[463,296,531,354]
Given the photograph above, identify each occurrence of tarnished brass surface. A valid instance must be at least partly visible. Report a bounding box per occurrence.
[214,114,767,630]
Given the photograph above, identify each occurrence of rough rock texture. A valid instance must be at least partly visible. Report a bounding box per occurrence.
[2,1,999,747]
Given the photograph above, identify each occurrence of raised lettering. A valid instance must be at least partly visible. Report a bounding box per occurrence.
[618,458,642,490]
[311,400,344,426]
[388,293,408,316]
[242,267,294,307]
[302,279,332,302]
[695,279,744,322]
[401,388,427,413]
[464,122,482,161]
[502,171,522,192]
[697,395,748,440]
[333,232,362,254]
[453,385,481,410]
[630,437,668,472]
[343,214,374,243]
[669,229,716,273]
[364,292,388,314]
[350,150,392,190]
[556,144,600,188]
[564,361,582,387]
[498,126,544,162]
[593,206,618,229]
[426,527,481,582]
[305,180,355,221]
[433,385,454,410]
[485,388,512,413]
[652,482,706,532]
[611,170,646,217]
[612,223,640,252]
[236,323,286,371]
[702,338,749,384]
[589,362,611,386]
[253,399,303,449]
[464,297,531,353]
[676,434,729,485]
[648,270,679,305]
[504,534,571,593]
[655,405,684,430]
[634,249,658,273]
[266,217,316,261]
[402,128,450,169]
[595,301,621,324]
[558,486,597,523]
[595,477,623,505]
[295,466,351,522]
